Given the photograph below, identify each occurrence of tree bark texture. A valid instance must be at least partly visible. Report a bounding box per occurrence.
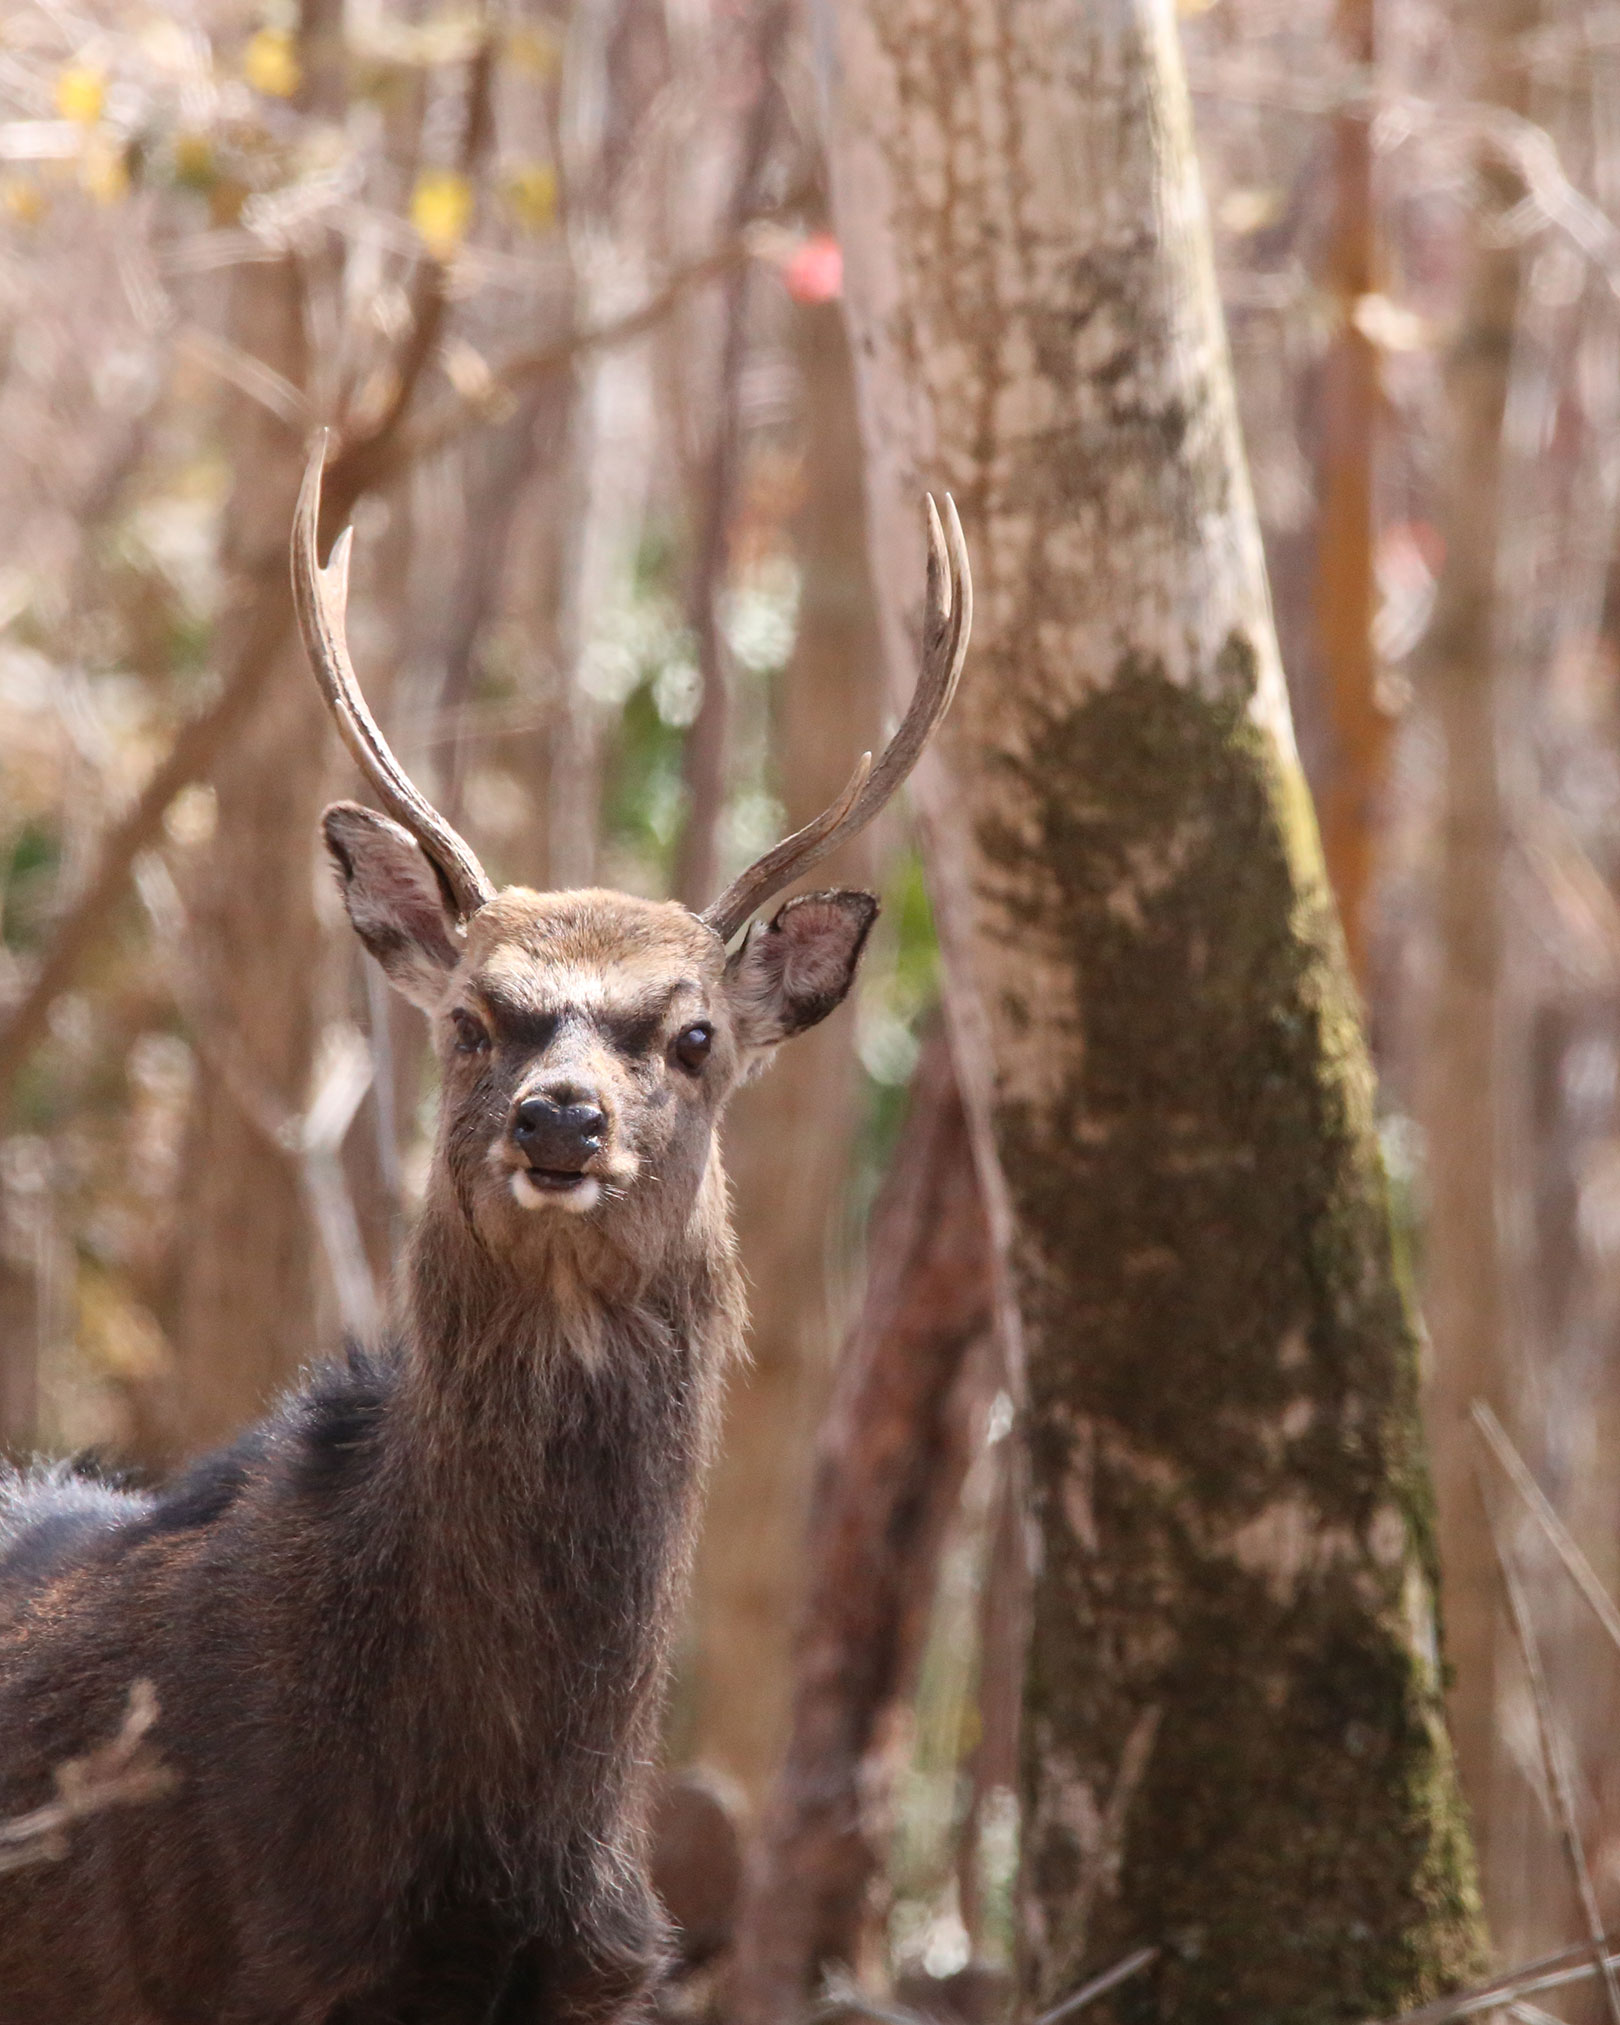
[819,0,1486,2015]
[162,0,352,1458]
[1412,0,1537,1925]
[687,294,885,1801]
[727,1030,992,2024]
[163,251,327,1462]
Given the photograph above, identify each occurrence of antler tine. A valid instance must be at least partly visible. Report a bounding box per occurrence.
[700,494,971,944]
[292,433,495,923]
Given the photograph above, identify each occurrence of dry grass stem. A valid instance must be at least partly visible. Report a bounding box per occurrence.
[1473,1451,1620,2025]
[1471,1400,1620,1658]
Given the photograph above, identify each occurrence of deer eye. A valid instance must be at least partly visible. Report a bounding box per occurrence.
[450,1009,490,1056]
[672,1022,713,1075]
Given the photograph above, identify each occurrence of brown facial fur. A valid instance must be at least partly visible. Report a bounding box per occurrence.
[0,821,877,2025]
[436,891,736,1283]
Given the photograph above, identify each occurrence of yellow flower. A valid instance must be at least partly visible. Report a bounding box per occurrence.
[410,169,472,260]
[55,65,106,125]
[244,28,300,99]
[502,161,557,232]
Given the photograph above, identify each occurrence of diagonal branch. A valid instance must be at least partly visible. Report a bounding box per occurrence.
[1474,1450,1620,2025]
[321,34,497,525]
[1374,1934,1620,2025]
[0,565,293,1106]
[385,233,762,484]
[0,242,776,1117]
[1471,1399,1620,1658]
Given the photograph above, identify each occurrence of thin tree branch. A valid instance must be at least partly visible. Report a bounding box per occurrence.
[672,0,797,910]
[323,34,497,521]
[1030,1947,1161,2025]
[1474,1453,1620,2025]
[0,567,294,1108]
[173,323,311,431]
[134,856,381,1339]
[1471,1398,1620,1658]
[1373,1935,1620,2025]
[386,233,761,483]
[0,231,763,1115]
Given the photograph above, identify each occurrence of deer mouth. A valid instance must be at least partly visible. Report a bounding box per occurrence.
[508,1163,604,1215]
[523,1166,592,1194]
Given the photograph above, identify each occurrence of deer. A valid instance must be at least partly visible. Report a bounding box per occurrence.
[0,435,970,2025]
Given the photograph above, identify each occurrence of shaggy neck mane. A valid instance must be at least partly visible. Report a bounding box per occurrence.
[342,1181,739,1851]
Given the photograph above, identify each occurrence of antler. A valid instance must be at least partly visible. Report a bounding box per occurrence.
[700,493,972,944]
[292,434,495,922]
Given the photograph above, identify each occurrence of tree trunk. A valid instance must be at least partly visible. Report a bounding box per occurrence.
[162,254,326,1461]
[686,291,885,1801]
[1315,0,1385,987]
[163,0,344,1458]
[727,1030,992,2023]
[1412,0,1537,1924]
[819,0,1487,2014]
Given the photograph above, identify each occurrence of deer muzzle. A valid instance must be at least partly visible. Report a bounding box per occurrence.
[511,1089,606,1189]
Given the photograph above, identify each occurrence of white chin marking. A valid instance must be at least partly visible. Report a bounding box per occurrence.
[510,1172,602,1215]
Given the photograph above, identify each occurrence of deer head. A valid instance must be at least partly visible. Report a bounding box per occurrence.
[292,437,970,1268]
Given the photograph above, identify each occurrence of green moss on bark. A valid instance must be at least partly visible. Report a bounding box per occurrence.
[992,650,1483,2021]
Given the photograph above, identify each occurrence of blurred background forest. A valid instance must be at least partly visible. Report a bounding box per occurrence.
[4,0,1620,2014]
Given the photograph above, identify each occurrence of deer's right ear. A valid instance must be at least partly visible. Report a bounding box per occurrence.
[322,802,461,1012]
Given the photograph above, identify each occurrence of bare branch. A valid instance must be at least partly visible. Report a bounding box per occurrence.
[1471,1399,1620,1659]
[0,1681,176,1878]
[135,855,382,1340]
[173,323,310,432]
[701,496,970,941]
[0,569,294,1109]
[1030,1947,1161,2025]
[383,235,763,501]
[322,34,497,515]
[1372,1936,1620,2025]
[1474,1451,1620,2025]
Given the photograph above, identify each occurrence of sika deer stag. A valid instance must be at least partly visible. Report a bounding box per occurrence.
[0,437,969,2024]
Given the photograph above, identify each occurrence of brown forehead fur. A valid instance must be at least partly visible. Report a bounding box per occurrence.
[460,888,725,997]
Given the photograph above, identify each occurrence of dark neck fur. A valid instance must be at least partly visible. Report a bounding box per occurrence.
[340,1194,739,1857]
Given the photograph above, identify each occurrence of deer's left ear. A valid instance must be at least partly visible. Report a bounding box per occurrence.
[724,890,879,1049]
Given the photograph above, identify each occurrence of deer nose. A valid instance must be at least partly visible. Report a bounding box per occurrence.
[511,1088,606,1171]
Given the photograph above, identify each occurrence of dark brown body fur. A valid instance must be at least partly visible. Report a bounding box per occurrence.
[0,877,878,2024]
[0,1214,736,2022]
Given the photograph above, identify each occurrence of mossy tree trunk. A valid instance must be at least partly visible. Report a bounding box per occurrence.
[818,0,1486,2015]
